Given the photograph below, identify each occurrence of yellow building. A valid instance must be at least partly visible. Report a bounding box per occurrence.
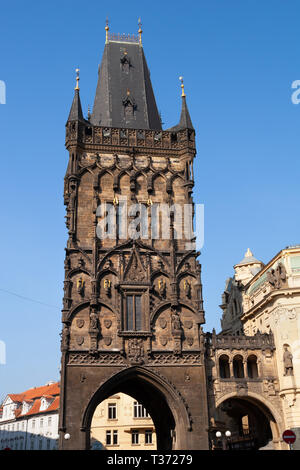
[90,393,156,450]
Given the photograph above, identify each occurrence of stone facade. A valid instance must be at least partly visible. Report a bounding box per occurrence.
[59,30,208,450]
[218,246,300,449]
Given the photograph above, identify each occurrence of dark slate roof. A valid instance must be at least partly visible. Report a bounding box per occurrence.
[90,41,162,130]
[67,89,85,123]
[167,95,194,131]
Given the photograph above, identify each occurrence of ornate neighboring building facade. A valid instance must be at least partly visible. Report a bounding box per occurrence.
[213,246,300,449]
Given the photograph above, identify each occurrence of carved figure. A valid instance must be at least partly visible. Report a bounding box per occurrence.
[283,346,293,376]
[77,277,85,296]
[90,311,98,330]
[61,324,70,351]
[158,278,166,298]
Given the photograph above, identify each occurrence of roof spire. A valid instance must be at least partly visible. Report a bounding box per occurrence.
[105,17,109,44]
[138,18,142,46]
[179,76,186,97]
[75,68,80,90]
[67,68,84,123]
[167,75,193,131]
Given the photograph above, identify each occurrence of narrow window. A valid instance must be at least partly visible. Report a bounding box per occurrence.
[106,430,112,445]
[108,403,117,420]
[145,430,152,444]
[113,430,118,445]
[126,295,143,331]
[132,430,139,445]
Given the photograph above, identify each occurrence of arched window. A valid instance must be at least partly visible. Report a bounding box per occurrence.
[247,355,258,378]
[219,355,230,378]
[233,355,244,378]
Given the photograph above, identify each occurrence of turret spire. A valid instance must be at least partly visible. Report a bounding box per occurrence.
[138,18,143,46]
[67,68,85,122]
[167,76,194,131]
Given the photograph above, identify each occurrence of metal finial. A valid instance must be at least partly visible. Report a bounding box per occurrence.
[179,76,185,97]
[138,18,142,45]
[105,17,109,43]
[87,104,91,120]
[75,68,80,90]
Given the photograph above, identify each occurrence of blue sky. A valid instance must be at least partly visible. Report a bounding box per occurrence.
[0,0,299,398]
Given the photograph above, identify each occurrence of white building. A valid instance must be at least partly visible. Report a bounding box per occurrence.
[0,381,59,450]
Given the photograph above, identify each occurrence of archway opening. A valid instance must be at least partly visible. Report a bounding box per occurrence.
[214,396,276,450]
[84,369,177,450]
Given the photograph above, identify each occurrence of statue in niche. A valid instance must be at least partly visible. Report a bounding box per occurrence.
[103,278,111,297]
[183,279,192,298]
[67,181,77,233]
[171,311,182,336]
[158,278,166,298]
[283,346,294,376]
[90,311,98,330]
[61,324,70,351]
[77,277,85,297]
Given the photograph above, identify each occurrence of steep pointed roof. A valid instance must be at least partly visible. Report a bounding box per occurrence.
[167,95,194,132]
[90,39,161,130]
[67,88,85,123]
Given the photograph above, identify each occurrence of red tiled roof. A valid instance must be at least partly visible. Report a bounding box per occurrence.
[4,382,60,419]
[8,382,60,404]
[46,396,60,412]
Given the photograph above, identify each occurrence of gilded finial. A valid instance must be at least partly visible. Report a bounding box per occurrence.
[138,18,142,46]
[75,68,80,91]
[105,17,109,44]
[179,76,185,97]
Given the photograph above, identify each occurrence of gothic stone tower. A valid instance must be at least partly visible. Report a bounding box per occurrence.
[59,25,209,450]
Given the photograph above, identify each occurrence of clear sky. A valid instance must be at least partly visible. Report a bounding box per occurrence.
[0,0,299,399]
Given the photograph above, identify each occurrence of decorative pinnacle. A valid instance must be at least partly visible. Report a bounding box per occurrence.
[179,76,186,97]
[105,17,109,43]
[138,18,142,45]
[75,68,80,90]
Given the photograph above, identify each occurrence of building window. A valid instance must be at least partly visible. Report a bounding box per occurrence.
[40,418,43,428]
[108,403,117,420]
[32,420,35,429]
[113,430,118,445]
[126,295,142,331]
[133,401,150,418]
[145,430,152,444]
[47,438,50,450]
[131,430,139,445]
[48,417,52,427]
[106,430,112,445]
[39,439,43,450]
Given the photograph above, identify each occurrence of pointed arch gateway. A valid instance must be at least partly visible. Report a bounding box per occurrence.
[82,366,191,450]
